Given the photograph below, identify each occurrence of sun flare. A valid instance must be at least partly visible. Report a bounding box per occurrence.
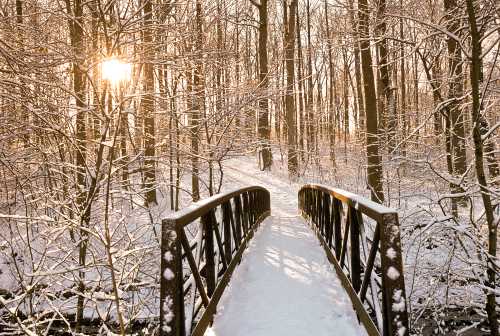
[101,58,132,84]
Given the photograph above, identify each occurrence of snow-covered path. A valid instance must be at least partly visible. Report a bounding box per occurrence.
[207,158,367,336]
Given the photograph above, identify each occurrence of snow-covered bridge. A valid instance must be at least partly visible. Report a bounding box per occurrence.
[159,164,408,336]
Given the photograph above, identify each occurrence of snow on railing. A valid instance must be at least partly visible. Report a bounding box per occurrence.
[160,186,271,336]
[299,184,409,336]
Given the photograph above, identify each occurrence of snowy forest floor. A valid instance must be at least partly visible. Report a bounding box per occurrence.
[0,149,495,335]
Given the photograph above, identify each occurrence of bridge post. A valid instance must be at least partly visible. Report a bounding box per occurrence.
[323,194,332,248]
[316,191,320,226]
[319,192,324,234]
[160,219,185,336]
[379,213,409,336]
[242,193,249,234]
[234,196,243,244]
[202,210,217,297]
[333,199,342,259]
[349,206,361,293]
[249,191,256,223]
[222,202,233,264]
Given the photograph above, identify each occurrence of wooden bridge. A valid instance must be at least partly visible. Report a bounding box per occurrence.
[159,184,408,336]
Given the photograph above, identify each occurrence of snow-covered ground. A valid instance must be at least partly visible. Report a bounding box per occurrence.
[1,149,490,334]
[206,158,367,336]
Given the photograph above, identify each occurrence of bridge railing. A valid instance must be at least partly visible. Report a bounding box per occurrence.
[299,184,409,336]
[160,186,271,336]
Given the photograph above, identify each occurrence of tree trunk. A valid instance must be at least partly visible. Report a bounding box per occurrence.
[143,0,157,205]
[324,0,336,167]
[444,0,467,207]
[431,55,442,136]
[306,0,315,156]
[399,4,406,155]
[375,0,396,154]
[254,0,272,170]
[284,0,298,177]
[296,10,306,164]
[16,0,29,146]
[343,46,349,161]
[191,0,205,202]
[358,0,384,203]
[119,88,129,190]
[348,0,364,135]
[465,2,498,334]
[66,0,88,328]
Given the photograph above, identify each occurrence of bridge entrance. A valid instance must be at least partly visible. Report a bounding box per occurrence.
[160,184,408,336]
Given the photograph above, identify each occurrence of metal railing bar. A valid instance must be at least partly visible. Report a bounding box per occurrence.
[360,224,380,303]
[340,209,350,269]
[360,222,383,332]
[212,220,228,272]
[180,229,210,308]
[163,186,269,228]
[301,184,397,221]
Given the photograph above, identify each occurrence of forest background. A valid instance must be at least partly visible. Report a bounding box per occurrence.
[0,0,499,334]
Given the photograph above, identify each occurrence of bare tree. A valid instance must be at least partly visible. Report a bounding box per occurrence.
[284,0,298,177]
[465,1,498,333]
[143,0,157,205]
[252,0,273,170]
[358,0,384,202]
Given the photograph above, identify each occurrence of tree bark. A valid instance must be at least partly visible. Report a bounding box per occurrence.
[296,10,306,163]
[305,0,315,155]
[358,0,384,203]
[431,56,442,136]
[375,0,396,154]
[324,0,336,167]
[253,0,272,170]
[143,0,157,205]
[399,4,406,155]
[191,0,205,201]
[348,0,364,135]
[284,0,298,177]
[444,0,467,208]
[66,0,88,328]
[465,2,498,334]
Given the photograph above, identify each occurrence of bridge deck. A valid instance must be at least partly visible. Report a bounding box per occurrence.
[207,161,367,336]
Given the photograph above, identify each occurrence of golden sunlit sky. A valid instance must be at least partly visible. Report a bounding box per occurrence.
[101,58,132,84]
